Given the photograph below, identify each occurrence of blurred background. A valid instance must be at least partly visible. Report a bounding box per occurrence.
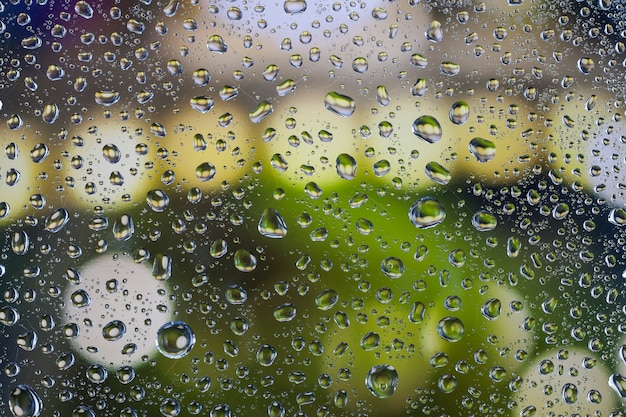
[0,1,625,416]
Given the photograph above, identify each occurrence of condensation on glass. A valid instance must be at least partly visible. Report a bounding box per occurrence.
[1,1,625,416]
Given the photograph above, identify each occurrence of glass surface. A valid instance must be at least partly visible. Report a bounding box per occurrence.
[1,1,625,416]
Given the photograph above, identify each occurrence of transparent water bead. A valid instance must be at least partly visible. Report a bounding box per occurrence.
[156,321,196,359]
[365,365,399,398]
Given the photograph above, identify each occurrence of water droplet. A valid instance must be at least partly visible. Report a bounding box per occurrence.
[409,197,446,229]
[376,85,390,106]
[274,303,297,322]
[45,208,69,233]
[365,365,398,398]
[102,320,126,341]
[336,153,357,180]
[609,374,626,398]
[12,231,30,255]
[75,1,94,18]
[471,210,497,231]
[192,68,210,86]
[469,137,496,162]
[42,103,59,124]
[315,289,338,310]
[409,302,426,323]
[258,208,288,238]
[225,284,247,305]
[608,208,626,226]
[577,57,594,74]
[95,91,120,106]
[449,101,470,125]
[426,20,443,42]
[352,57,368,73]
[102,144,121,163]
[481,298,501,320]
[190,96,214,113]
[436,316,465,342]
[146,189,170,212]
[9,385,42,417]
[412,115,442,143]
[438,374,457,394]
[29,143,48,163]
[561,383,578,403]
[111,214,133,241]
[507,236,521,258]
[207,35,227,53]
[381,257,404,278]
[196,162,216,182]
[257,344,278,366]
[360,331,380,351]
[440,62,460,76]
[267,401,285,417]
[324,92,356,117]
[0,306,20,326]
[234,249,257,272]
[411,78,428,96]
[249,101,273,123]
[210,239,228,258]
[16,331,37,351]
[156,321,195,359]
[284,0,307,14]
[425,162,451,185]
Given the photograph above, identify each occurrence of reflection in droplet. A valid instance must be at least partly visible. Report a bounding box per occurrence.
[274,303,297,322]
[196,162,216,182]
[336,153,357,180]
[409,197,446,229]
[412,115,442,143]
[234,249,257,272]
[449,101,470,125]
[95,91,120,106]
[324,92,356,117]
[156,321,196,359]
[469,137,496,162]
[258,208,288,238]
[381,257,404,278]
[9,384,42,417]
[365,365,398,398]
[102,320,126,341]
[436,316,465,342]
[146,190,170,212]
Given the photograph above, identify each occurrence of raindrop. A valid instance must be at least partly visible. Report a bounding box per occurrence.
[257,344,278,366]
[409,197,446,228]
[156,321,196,359]
[274,303,297,322]
[196,162,216,182]
[360,331,380,351]
[284,0,307,14]
[190,96,214,113]
[336,153,357,180]
[207,35,227,53]
[113,214,134,241]
[577,57,594,74]
[9,385,42,417]
[425,162,451,185]
[102,144,121,163]
[449,101,470,125]
[249,101,273,123]
[436,317,465,342]
[381,257,404,278]
[146,189,169,212]
[561,383,578,404]
[481,298,501,320]
[426,20,443,42]
[42,103,59,124]
[258,208,288,238]
[324,92,356,117]
[315,289,338,310]
[438,374,457,394]
[44,208,69,233]
[234,249,257,272]
[469,137,496,162]
[412,115,442,143]
[86,364,108,383]
[192,69,210,86]
[75,1,94,18]
[225,284,248,305]
[102,320,126,341]
[365,365,398,398]
[12,231,30,255]
[471,211,497,231]
[95,91,120,106]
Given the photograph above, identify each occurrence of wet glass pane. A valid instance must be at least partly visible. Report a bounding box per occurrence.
[1,1,625,416]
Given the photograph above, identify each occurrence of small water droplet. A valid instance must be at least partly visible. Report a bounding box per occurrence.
[409,197,446,229]
[412,115,442,143]
[365,365,398,398]
[156,321,195,359]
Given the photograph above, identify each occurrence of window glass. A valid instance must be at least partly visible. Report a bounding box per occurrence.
[1,1,625,416]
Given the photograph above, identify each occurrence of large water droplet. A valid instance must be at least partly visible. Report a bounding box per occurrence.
[577,57,594,75]
[95,91,120,106]
[324,92,355,117]
[274,303,297,322]
[469,137,496,162]
[256,344,277,366]
[75,1,94,18]
[381,257,404,278]
[365,365,399,398]
[314,289,338,310]
[102,320,126,341]
[360,331,380,351]
[196,162,216,182]
[146,189,169,212]
[234,249,257,272]
[471,210,497,231]
[449,101,470,125]
[425,162,451,185]
[436,316,465,342]
[207,35,227,53]
[412,115,442,143]
[9,385,42,417]
[284,0,307,14]
[44,208,69,233]
[258,208,288,238]
[608,374,626,398]
[409,197,446,229]
[481,298,501,320]
[561,383,578,404]
[156,321,195,359]
[336,153,357,180]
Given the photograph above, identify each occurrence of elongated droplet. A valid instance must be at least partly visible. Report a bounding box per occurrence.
[249,101,273,123]
[146,189,169,212]
[113,214,134,241]
[469,137,496,162]
[481,298,501,320]
[258,208,288,238]
[336,153,357,180]
[274,303,297,322]
[425,162,451,185]
[9,384,43,417]
[324,92,355,117]
[95,91,120,106]
[44,208,69,233]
